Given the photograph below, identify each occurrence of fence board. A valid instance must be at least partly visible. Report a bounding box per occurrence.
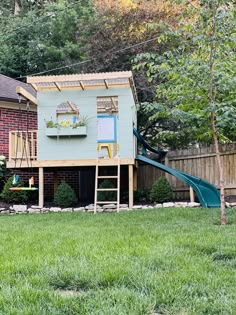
[137,144,236,200]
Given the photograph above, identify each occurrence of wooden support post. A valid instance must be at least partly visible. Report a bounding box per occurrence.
[128,164,133,209]
[190,187,195,203]
[39,167,44,208]
[133,165,138,191]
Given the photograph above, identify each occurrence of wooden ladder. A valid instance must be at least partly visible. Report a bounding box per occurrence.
[94,158,120,213]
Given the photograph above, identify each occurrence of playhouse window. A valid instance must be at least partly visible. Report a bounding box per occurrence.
[97,96,118,113]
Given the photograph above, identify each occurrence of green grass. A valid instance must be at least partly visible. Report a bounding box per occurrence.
[0,208,235,315]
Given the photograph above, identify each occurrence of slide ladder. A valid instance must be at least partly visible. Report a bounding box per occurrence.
[94,158,120,213]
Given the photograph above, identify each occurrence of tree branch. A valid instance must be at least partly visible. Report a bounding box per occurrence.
[186,0,199,10]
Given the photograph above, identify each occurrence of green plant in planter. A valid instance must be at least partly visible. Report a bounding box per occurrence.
[72,115,89,128]
[45,118,58,128]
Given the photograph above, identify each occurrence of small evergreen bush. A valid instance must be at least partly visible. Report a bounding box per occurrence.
[54,180,78,207]
[150,176,174,203]
[97,179,116,202]
[0,176,28,203]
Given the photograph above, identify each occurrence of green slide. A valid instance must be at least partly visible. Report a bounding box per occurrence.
[133,129,220,208]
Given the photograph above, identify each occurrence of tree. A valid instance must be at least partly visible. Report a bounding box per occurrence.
[84,1,187,75]
[134,0,236,224]
[0,0,94,78]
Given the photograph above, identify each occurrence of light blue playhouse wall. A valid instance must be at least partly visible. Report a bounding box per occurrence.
[37,87,136,160]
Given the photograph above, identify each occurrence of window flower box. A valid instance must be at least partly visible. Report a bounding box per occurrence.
[45,126,87,137]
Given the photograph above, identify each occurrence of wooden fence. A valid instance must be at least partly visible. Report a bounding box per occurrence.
[137,143,236,200]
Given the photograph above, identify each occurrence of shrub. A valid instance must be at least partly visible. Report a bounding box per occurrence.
[150,176,174,203]
[97,179,116,202]
[0,176,28,203]
[0,155,11,192]
[54,180,78,207]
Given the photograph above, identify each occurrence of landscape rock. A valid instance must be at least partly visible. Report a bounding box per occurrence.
[175,201,188,208]
[61,208,73,212]
[154,204,163,208]
[74,207,85,212]
[120,204,128,208]
[50,207,61,212]
[103,204,117,209]
[163,202,175,208]
[13,205,27,212]
[85,205,94,211]
[188,202,201,208]
[31,205,42,209]
[28,208,41,214]
[0,210,9,214]
[41,208,50,213]
[132,205,143,209]
[0,208,6,211]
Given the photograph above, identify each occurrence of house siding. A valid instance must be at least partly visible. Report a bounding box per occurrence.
[38,87,136,160]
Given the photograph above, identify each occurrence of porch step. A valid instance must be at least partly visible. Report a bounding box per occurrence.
[96,188,118,191]
[97,176,118,179]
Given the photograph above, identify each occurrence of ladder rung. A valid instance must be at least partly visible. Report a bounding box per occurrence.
[96,188,118,191]
[96,201,118,204]
[97,176,118,179]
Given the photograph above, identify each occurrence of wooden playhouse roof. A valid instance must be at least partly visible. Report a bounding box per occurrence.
[27,71,138,103]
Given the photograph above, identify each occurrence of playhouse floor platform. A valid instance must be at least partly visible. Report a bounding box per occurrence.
[7,158,135,168]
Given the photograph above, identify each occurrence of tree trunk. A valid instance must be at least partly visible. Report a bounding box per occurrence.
[209,3,226,224]
[14,0,21,15]
[211,112,226,225]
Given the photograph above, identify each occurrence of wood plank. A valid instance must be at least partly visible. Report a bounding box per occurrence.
[7,158,135,168]
[128,164,133,209]
[104,80,109,89]
[79,81,85,90]
[34,83,130,92]
[133,166,138,191]
[189,187,195,202]
[39,167,44,208]
[27,71,133,83]
[16,86,37,105]
[54,82,61,91]
[31,83,38,92]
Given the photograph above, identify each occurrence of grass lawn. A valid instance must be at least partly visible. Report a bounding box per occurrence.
[0,208,235,315]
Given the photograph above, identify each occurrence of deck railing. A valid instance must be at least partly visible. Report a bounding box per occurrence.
[9,130,38,161]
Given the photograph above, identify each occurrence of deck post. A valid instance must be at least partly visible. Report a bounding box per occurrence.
[190,187,195,203]
[128,164,133,209]
[133,164,137,191]
[39,167,44,208]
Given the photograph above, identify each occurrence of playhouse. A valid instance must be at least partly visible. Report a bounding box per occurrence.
[6,71,221,209]
[7,71,138,210]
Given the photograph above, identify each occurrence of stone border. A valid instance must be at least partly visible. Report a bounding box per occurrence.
[0,201,205,215]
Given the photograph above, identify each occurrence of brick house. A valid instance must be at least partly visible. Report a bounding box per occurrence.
[0,74,37,159]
